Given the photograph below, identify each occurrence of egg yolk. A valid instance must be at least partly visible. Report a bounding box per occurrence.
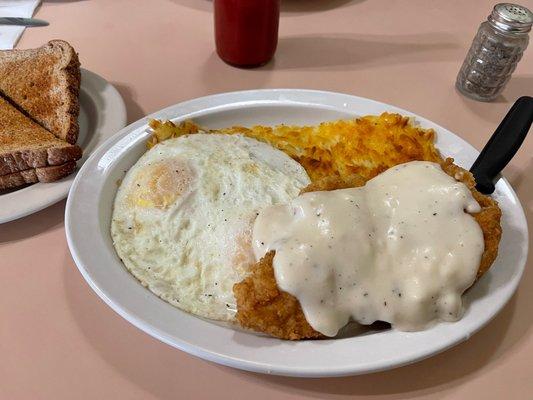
[129,159,193,209]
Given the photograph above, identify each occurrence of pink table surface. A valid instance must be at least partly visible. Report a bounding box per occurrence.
[1,0,532,399]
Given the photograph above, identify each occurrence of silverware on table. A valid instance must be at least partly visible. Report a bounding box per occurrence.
[0,17,49,27]
[470,96,533,194]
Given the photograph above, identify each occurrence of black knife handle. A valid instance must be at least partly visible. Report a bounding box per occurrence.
[470,96,533,194]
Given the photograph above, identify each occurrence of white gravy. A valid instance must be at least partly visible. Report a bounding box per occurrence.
[252,161,484,336]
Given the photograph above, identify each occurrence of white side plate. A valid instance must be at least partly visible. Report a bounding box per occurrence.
[65,89,528,378]
[0,69,127,223]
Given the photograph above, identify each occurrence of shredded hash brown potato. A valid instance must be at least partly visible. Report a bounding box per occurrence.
[233,159,502,340]
[148,113,443,182]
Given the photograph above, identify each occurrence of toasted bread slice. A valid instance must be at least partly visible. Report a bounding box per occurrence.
[0,96,82,177]
[0,40,81,144]
[0,161,77,190]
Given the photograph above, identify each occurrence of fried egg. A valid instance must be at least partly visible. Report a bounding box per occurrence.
[111,133,311,321]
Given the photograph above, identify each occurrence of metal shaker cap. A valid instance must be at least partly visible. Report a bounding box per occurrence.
[488,3,533,33]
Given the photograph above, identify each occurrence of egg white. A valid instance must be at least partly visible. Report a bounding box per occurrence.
[111,133,311,321]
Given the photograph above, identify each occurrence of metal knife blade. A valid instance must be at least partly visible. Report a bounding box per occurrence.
[0,17,49,27]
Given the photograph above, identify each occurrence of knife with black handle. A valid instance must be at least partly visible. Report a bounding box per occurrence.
[470,96,533,194]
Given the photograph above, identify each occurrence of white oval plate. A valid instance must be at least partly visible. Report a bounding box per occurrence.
[65,90,528,378]
[0,69,127,224]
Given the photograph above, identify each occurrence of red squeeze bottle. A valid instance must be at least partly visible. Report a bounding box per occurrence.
[214,0,280,67]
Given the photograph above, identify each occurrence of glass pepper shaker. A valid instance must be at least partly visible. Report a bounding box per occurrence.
[456,3,533,102]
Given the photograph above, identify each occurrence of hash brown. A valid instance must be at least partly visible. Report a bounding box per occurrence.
[149,113,443,183]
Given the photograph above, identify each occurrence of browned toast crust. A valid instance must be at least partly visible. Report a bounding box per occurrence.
[0,161,77,190]
[0,40,81,144]
[0,94,82,177]
[0,144,82,176]
[59,43,81,144]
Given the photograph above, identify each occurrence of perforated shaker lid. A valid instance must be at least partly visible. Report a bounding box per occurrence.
[489,3,533,33]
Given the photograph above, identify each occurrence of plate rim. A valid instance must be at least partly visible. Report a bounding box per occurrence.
[65,88,529,377]
[0,68,127,224]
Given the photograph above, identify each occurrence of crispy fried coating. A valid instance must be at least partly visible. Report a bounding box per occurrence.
[233,251,324,340]
[233,159,502,340]
[439,159,502,278]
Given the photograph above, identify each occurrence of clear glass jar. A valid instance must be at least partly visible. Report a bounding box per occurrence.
[456,3,532,102]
